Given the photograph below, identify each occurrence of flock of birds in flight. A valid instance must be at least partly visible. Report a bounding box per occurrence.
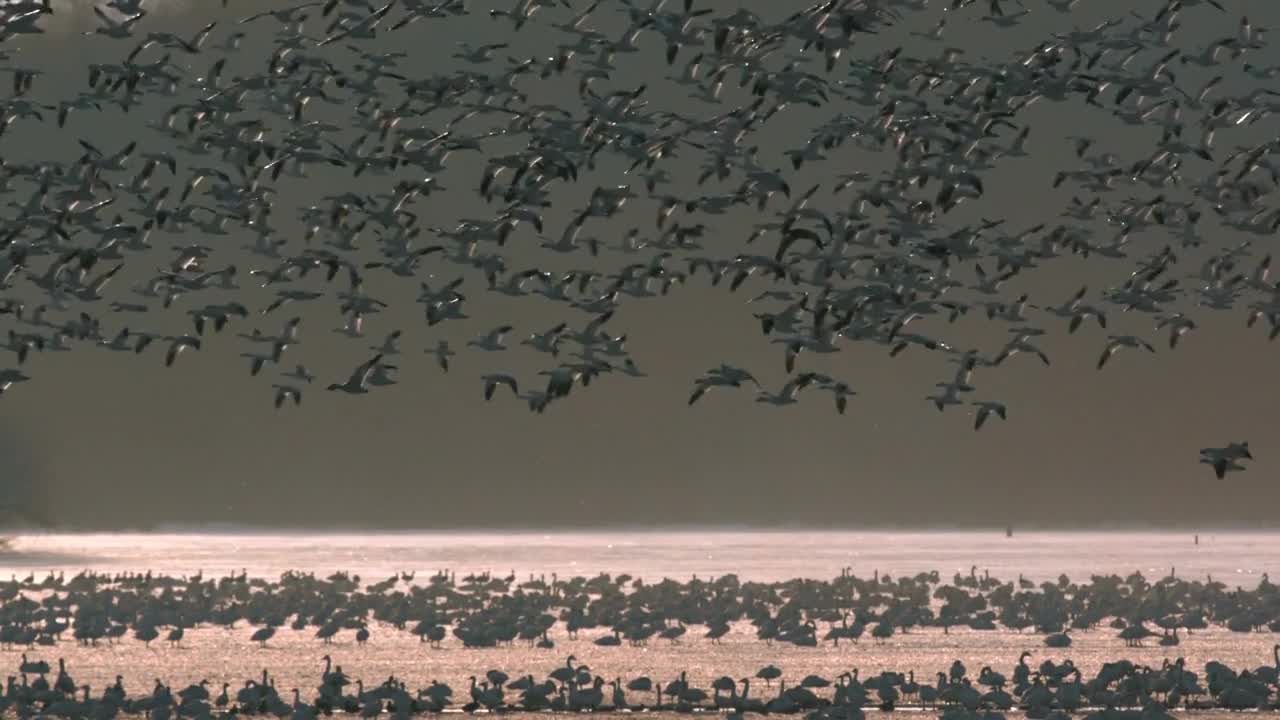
[0,567,1279,717]
[0,0,1271,475]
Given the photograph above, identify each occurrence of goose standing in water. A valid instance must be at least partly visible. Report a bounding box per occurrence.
[249,626,276,648]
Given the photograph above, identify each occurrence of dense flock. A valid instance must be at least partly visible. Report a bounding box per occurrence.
[1,568,1280,716]
[8,649,1280,719]
[4,566,1280,649]
[0,0,1273,471]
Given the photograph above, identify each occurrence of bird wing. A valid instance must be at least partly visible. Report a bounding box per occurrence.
[352,353,383,386]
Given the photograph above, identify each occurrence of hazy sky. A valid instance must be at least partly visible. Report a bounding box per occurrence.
[1,0,1278,530]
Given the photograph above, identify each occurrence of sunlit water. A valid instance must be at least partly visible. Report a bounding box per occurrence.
[0,531,1274,717]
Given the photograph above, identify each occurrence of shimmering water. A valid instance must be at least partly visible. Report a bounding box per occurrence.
[0,531,1273,716]
[2,530,1273,583]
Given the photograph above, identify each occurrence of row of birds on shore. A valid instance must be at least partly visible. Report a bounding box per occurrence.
[0,0,1275,468]
[9,647,1280,719]
[1,565,1279,651]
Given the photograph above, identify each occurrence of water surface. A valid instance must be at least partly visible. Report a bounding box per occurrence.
[0,530,1274,708]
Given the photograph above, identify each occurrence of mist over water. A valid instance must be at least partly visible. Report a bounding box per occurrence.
[2,530,1274,583]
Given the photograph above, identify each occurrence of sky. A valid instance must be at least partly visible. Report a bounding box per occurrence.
[0,0,1278,530]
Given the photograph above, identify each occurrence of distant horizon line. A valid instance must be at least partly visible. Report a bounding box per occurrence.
[4,522,1276,535]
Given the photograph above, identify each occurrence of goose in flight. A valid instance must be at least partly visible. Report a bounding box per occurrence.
[1037,286,1107,333]
[327,354,383,394]
[372,329,402,354]
[820,381,855,415]
[190,302,249,335]
[537,361,601,399]
[522,323,567,356]
[972,401,1008,431]
[85,7,147,39]
[453,42,510,64]
[755,372,823,406]
[125,21,218,64]
[468,325,513,351]
[282,365,315,384]
[272,384,303,409]
[98,328,136,353]
[927,382,970,411]
[992,333,1050,366]
[482,373,520,401]
[163,335,201,367]
[0,369,30,396]
[564,311,614,346]
[238,2,324,25]
[1097,335,1156,370]
[4,330,43,365]
[619,358,646,377]
[105,0,150,13]
[367,361,398,387]
[1200,442,1252,462]
[262,290,323,314]
[688,367,758,405]
[429,340,455,372]
[241,352,272,377]
[1199,443,1252,479]
[1156,313,1197,348]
